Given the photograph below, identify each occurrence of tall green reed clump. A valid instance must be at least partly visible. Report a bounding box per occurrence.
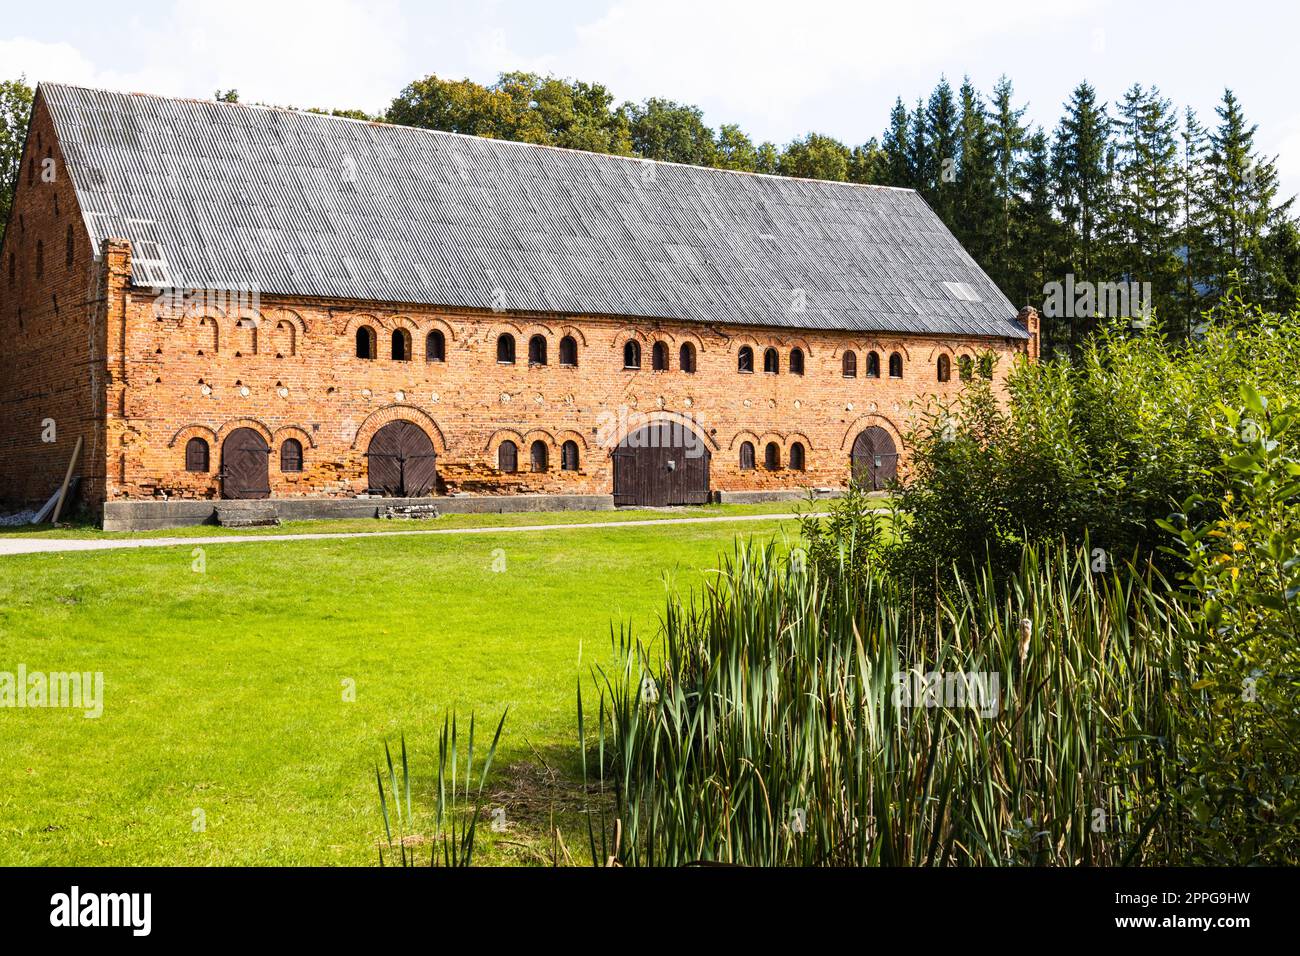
[375,710,507,866]
[581,540,1189,866]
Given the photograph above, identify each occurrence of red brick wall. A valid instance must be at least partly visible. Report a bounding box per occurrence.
[105,249,1028,503]
[0,92,106,509]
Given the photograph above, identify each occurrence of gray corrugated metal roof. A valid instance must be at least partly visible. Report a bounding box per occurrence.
[42,83,1026,339]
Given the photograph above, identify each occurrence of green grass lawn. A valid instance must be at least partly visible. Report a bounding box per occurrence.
[0,508,809,865]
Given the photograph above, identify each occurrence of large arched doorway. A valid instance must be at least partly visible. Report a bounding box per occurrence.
[366,420,438,497]
[613,421,710,506]
[221,427,271,499]
[850,425,898,491]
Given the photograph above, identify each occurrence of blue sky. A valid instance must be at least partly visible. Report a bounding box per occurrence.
[3,0,1297,198]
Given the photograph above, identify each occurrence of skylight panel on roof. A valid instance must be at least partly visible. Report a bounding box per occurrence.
[943,281,982,302]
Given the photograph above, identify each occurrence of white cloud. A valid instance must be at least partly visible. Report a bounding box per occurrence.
[561,0,1100,135]
[0,37,102,86]
[2,0,410,114]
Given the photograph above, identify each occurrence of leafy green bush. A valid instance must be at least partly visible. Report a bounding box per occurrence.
[1160,385,1300,862]
[889,297,1300,588]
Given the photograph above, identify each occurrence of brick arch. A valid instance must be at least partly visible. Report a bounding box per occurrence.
[839,413,905,452]
[272,424,317,450]
[724,332,765,354]
[339,312,388,337]
[232,306,264,327]
[879,341,912,362]
[482,320,526,344]
[265,307,309,335]
[673,328,706,351]
[924,342,959,362]
[216,417,274,445]
[419,316,458,343]
[350,404,448,454]
[519,321,557,339]
[727,429,763,451]
[830,340,865,359]
[785,431,814,452]
[556,324,588,347]
[554,428,591,451]
[521,428,558,451]
[484,428,527,456]
[780,335,814,356]
[601,410,718,457]
[167,423,218,448]
[610,326,651,349]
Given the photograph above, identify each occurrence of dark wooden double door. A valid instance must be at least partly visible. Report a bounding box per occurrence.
[850,426,898,491]
[221,427,271,499]
[613,424,710,507]
[366,420,438,497]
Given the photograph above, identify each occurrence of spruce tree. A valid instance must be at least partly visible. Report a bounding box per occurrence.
[1202,89,1290,303]
[924,78,959,223]
[880,97,914,187]
[1052,82,1112,348]
[954,78,998,273]
[988,76,1028,297]
[1110,84,1182,325]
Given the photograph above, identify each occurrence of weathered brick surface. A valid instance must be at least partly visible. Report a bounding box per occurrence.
[0,95,106,508]
[0,96,1035,512]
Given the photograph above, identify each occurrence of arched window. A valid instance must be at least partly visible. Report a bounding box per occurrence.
[528,334,547,366]
[652,341,669,371]
[937,354,951,382]
[391,328,411,361]
[498,440,518,472]
[738,346,754,373]
[623,340,641,369]
[559,335,578,366]
[561,440,579,471]
[679,342,697,373]
[497,334,516,364]
[958,354,974,380]
[35,240,43,280]
[889,352,903,378]
[790,348,805,376]
[426,330,446,363]
[739,441,756,470]
[763,348,779,374]
[355,326,376,360]
[184,437,209,473]
[866,351,881,378]
[65,223,74,269]
[842,351,857,378]
[764,442,780,470]
[789,442,806,471]
[280,438,303,472]
[530,440,548,472]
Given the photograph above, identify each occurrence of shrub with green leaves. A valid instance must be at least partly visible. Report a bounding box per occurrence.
[889,296,1300,588]
[1160,385,1300,862]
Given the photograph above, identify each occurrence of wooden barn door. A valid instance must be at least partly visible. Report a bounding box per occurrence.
[220,428,271,500]
[613,424,710,506]
[850,426,898,491]
[366,421,437,497]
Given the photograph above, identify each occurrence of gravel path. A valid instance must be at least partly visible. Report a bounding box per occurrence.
[0,511,826,556]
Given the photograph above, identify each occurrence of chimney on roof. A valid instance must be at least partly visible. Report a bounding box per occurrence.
[1017,306,1040,363]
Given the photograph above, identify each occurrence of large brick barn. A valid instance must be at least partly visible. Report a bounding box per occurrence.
[0,84,1036,529]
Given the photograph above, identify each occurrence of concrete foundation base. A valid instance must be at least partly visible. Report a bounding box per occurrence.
[101,494,616,532]
[712,488,844,505]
